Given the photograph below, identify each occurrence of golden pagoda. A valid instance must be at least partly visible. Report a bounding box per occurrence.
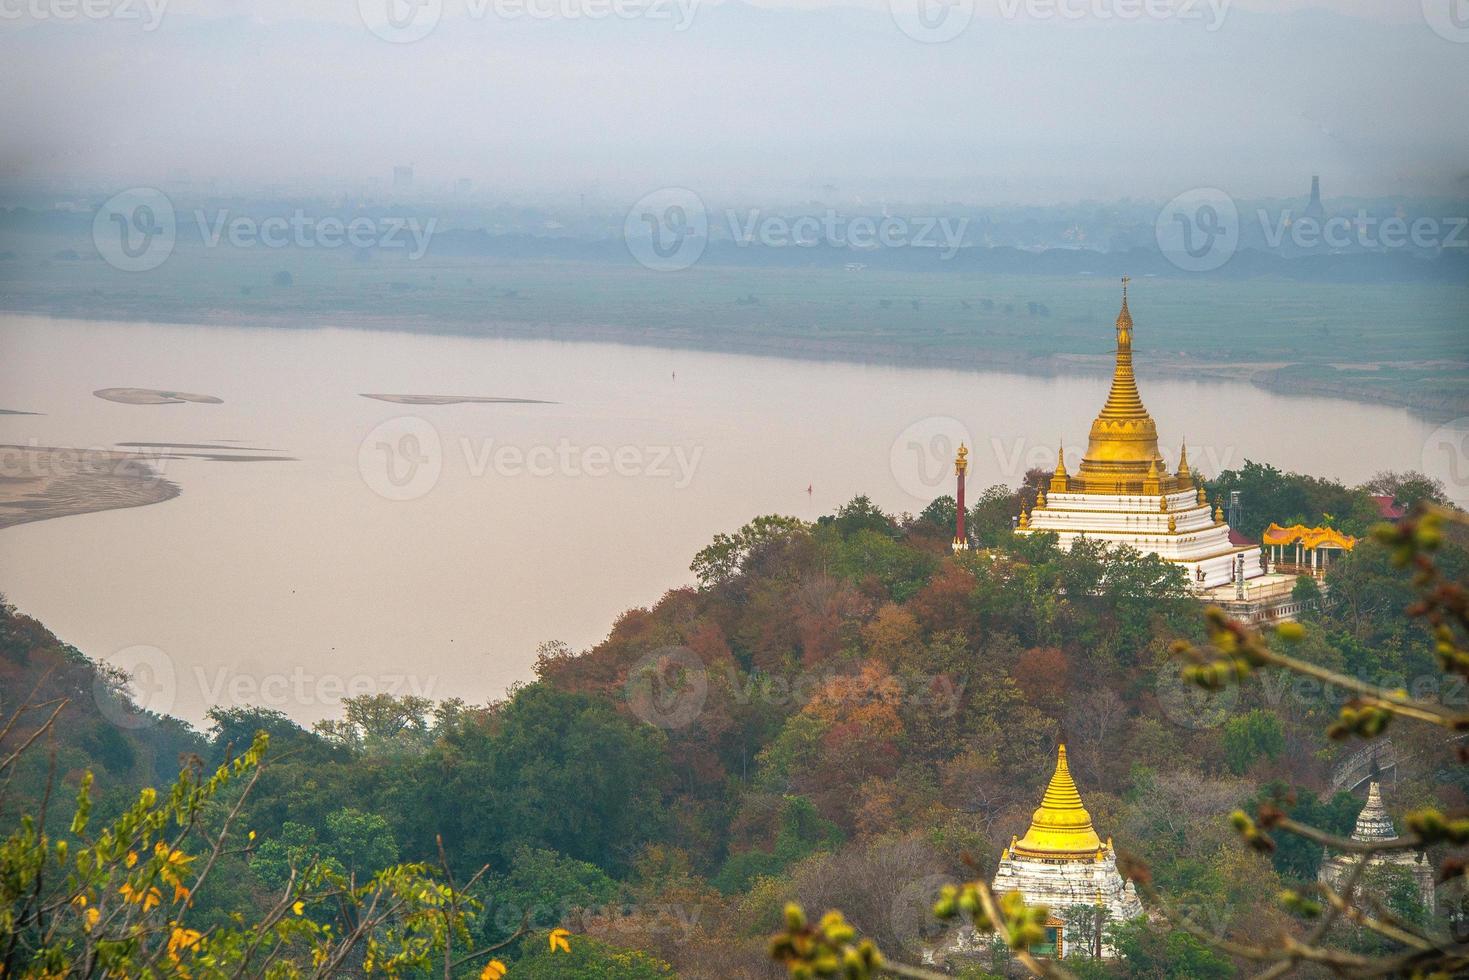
[1011,744,1102,859]
[1018,279,1269,593]
[1060,277,1186,495]
[991,745,1142,960]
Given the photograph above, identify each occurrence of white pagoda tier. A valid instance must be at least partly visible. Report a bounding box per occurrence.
[1018,279,1268,592]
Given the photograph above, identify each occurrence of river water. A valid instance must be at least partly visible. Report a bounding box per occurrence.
[1,314,1463,725]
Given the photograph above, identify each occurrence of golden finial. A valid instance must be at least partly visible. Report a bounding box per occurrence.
[1176,441,1191,480]
[1117,275,1133,335]
[1019,507,1030,530]
[955,442,968,476]
[1215,501,1225,525]
[1160,493,1168,513]
[1168,513,1177,533]
[1037,488,1047,509]
[1055,442,1068,476]
[1197,482,1208,505]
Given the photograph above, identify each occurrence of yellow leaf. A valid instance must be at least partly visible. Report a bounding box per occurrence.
[83,908,100,933]
[479,961,507,980]
[174,883,191,904]
[125,851,138,868]
[549,928,571,954]
[292,900,305,916]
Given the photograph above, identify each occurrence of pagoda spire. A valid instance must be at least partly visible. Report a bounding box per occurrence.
[1050,440,1070,493]
[1096,276,1148,422]
[1176,440,1191,484]
[952,444,970,552]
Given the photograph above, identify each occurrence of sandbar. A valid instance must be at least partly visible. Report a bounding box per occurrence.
[94,388,224,405]
[0,445,179,529]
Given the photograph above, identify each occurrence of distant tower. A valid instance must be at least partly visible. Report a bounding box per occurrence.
[393,165,414,191]
[952,444,970,552]
[1227,490,1243,531]
[1304,175,1326,222]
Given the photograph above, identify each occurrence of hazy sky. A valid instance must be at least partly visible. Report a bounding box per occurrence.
[2,0,1466,203]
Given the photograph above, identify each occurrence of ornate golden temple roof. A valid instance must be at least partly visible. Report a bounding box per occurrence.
[1260,523,1356,551]
[1011,744,1105,860]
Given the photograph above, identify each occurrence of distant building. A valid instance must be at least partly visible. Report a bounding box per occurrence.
[1303,174,1327,223]
[1319,781,1435,917]
[393,165,414,190]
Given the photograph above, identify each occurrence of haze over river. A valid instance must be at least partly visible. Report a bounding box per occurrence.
[2,315,1465,726]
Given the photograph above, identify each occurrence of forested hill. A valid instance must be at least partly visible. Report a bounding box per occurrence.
[1,465,1463,978]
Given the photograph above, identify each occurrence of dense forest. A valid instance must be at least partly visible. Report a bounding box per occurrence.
[1,462,1464,978]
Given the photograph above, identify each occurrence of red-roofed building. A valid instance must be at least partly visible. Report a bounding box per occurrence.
[1371,495,1407,521]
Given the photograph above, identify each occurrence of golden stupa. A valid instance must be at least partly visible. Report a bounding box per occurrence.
[1010,744,1103,859]
[1058,277,1190,497]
